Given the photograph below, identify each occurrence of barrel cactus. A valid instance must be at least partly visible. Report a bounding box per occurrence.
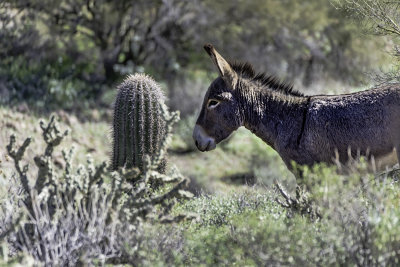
[112,73,167,171]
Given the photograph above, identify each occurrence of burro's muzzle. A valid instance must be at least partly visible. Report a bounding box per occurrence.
[193,124,216,152]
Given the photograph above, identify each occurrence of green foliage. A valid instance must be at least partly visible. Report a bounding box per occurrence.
[159,163,400,266]
[112,74,168,172]
[182,211,329,266]
[0,52,99,109]
[0,2,100,108]
[1,0,200,108]
[333,0,400,85]
[180,192,280,227]
[3,113,194,265]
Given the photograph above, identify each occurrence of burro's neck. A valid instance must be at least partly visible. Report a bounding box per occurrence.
[238,88,309,150]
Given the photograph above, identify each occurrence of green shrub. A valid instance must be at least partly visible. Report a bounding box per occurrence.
[0,53,99,109]
[173,162,400,266]
[180,192,280,227]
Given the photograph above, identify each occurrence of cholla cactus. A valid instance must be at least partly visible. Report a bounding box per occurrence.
[112,73,167,171]
[5,112,195,265]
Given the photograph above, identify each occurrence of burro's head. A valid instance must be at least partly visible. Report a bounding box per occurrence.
[193,44,242,152]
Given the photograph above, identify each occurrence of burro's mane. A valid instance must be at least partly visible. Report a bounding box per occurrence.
[229,61,304,97]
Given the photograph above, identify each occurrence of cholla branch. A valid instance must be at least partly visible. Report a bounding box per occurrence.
[39,115,69,156]
[33,154,55,193]
[147,104,180,171]
[34,115,69,194]
[131,178,191,207]
[119,167,140,183]
[62,146,75,178]
[148,170,182,184]
[4,106,194,264]
[275,182,295,208]
[275,182,322,220]
[0,213,23,242]
[6,134,32,193]
[87,161,108,191]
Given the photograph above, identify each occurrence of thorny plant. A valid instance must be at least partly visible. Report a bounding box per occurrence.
[274,183,322,221]
[3,106,196,265]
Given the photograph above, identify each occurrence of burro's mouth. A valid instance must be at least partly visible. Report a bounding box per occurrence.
[193,124,217,152]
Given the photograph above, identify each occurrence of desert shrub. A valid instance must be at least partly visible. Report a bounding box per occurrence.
[181,211,336,266]
[172,191,331,265]
[302,161,400,265]
[0,56,102,110]
[1,110,195,265]
[180,192,280,227]
[164,162,400,266]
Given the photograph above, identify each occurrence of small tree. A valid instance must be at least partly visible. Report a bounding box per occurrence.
[333,0,400,84]
[5,0,201,82]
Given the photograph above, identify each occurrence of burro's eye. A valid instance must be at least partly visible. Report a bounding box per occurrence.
[207,99,220,109]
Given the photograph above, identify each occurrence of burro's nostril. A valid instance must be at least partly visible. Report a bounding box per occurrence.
[193,124,216,151]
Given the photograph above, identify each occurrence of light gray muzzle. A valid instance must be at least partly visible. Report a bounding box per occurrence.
[193,124,216,152]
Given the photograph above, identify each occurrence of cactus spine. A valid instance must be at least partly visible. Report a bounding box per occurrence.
[112,73,166,171]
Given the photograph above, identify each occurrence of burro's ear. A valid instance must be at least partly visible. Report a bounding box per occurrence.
[204,44,238,89]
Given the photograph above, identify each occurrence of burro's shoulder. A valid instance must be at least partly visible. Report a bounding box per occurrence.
[307,94,358,114]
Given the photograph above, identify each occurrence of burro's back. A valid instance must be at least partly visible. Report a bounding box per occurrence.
[193,44,400,176]
[301,86,400,165]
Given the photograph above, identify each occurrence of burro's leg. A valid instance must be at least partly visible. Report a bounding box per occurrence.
[396,145,400,167]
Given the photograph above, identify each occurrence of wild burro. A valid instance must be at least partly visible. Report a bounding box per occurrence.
[193,44,400,175]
